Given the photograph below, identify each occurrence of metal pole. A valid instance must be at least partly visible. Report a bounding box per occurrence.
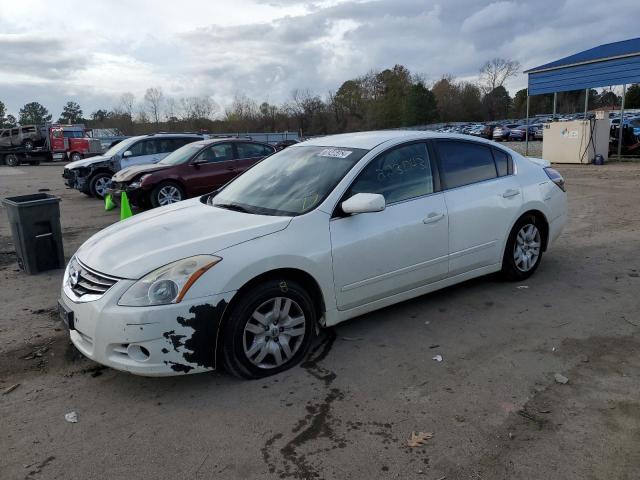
[525,92,530,156]
[584,88,589,118]
[553,92,557,118]
[618,84,626,159]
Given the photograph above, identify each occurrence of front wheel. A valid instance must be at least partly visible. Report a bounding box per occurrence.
[502,215,544,281]
[23,139,34,151]
[222,279,316,379]
[151,182,184,207]
[89,172,112,199]
[70,152,82,162]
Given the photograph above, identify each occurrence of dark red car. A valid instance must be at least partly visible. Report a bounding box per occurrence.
[107,138,276,208]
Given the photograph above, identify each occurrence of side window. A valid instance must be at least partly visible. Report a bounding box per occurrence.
[156,138,174,154]
[492,148,512,176]
[435,141,497,189]
[127,140,155,157]
[11,128,19,135]
[1,130,10,138]
[194,143,234,163]
[237,142,271,159]
[174,137,200,149]
[347,142,433,204]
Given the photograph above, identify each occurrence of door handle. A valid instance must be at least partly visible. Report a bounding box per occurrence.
[226,165,235,171]
[502,189,520,198]
[423,212,445,224]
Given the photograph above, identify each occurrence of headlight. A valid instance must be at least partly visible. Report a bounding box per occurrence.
[128,174,150,190]
[118,255,222,306]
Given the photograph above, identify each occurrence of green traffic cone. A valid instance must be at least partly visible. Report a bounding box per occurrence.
[120,191,133,220]
[104,193,116,211]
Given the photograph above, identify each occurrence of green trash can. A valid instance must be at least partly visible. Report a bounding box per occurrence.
[2,193,65,274]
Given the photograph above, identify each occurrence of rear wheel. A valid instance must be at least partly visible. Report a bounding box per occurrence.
[151,182,184,207]
[5,154,19,167]
[222,279,316,379]
[70,152,82,162]
[501,214,544,281]
[23,139,34,151]
[89,172,112,199]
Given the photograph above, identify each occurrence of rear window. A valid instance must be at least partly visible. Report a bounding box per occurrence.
[435,140,497,189]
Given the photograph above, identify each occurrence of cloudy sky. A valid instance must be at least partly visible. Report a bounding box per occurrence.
[1,0,639,119]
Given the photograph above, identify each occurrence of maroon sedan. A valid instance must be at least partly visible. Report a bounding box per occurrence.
[107,138,276,208]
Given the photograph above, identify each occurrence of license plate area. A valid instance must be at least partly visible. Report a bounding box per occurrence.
[58,299,75,330]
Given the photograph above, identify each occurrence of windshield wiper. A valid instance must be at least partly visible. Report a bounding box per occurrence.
[214,202,252,213]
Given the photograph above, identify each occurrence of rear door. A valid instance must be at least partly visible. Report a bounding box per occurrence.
[433,140,522,275]
[235,142,275,173]
[186,142,237,195]
[0,129,11,147]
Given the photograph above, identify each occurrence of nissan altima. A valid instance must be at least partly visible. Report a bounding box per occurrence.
[58,131,568,378]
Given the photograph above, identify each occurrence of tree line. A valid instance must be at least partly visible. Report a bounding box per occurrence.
[2,60,640,135]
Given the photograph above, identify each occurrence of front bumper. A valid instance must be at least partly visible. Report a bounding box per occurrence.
[60,280,235,376]
[62,168,89,192]
[105,183,147,207]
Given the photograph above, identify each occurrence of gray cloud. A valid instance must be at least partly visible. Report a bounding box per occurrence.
[1,0,639,117]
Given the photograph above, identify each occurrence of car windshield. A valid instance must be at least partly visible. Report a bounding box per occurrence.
[103,137,139,157]
[210,145,368,216]
[159,143,203,165]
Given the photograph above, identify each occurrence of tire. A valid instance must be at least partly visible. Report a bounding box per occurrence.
[150,181,185,208]
[70,152,82,162]
[88,172,112,199]
[222,279,317,379]
[23,139,34,151]
[5,154,19,167]
[501,214,544,281]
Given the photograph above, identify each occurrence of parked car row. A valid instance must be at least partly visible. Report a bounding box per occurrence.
[62,133,277,208]
[435,121,543,142]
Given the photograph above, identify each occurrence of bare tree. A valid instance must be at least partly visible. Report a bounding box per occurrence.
[479,58,520,94]
[144,87,164,124]
[118,92,135,119]
[180,96,219,120]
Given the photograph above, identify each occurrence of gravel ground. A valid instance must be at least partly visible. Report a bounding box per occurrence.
[1,160,639,480]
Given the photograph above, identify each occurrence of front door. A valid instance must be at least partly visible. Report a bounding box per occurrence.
[330,142,449,310]
[121,139,160,168]
[186,142,237,195]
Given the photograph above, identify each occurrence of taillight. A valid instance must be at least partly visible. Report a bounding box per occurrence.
[544,167,565,192]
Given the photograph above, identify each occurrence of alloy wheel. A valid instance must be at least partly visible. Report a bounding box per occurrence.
[94,177,110,198]
[157,185,182,205]
[243,297,306,369]
[513,223,541,272]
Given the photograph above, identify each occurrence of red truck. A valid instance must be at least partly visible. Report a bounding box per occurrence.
[0,124,102,166]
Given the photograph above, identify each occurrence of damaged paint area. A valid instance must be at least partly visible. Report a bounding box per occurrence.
[162,299,230,374]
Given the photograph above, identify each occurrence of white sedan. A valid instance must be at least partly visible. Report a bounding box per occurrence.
[58,131,568,378]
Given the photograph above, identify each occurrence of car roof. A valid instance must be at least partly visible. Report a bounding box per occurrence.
[295,130,503,150]
[130,133,204,140]
[187,138,273,148]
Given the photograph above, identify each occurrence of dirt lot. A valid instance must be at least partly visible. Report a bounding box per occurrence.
[1,159,639,480]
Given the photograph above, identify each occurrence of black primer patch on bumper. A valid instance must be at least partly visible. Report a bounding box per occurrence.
[162,300,228,372]
[177,301,227,369]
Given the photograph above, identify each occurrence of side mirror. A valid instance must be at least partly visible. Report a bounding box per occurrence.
[192,156,207,165]
[341,193,385,215]
[123,150,132,158]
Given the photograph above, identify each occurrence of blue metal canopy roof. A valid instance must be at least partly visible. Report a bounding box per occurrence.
[526,37,640,95]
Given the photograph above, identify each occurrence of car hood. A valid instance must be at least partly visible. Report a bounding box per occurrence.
[76,198,292,278]
[112,163,170,182]
[66,155,110,169]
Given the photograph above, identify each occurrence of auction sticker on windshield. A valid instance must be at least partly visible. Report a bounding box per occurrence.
[318,148,352,158]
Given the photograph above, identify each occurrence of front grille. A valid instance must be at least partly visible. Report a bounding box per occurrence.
[63,168,74,179]
[67,257,120,301]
